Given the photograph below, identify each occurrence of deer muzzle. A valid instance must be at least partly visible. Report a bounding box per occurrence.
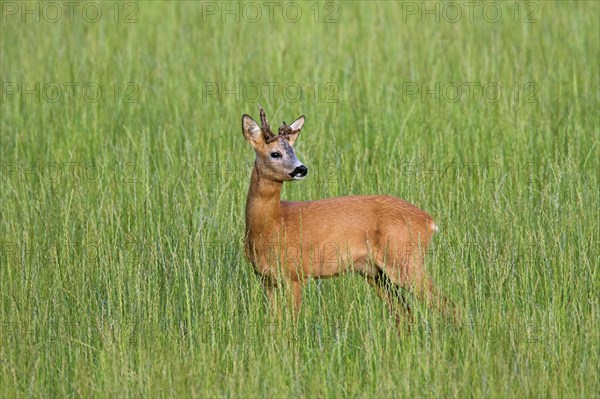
[290,165,308,180]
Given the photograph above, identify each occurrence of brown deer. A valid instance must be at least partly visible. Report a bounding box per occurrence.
[242,106,456,328]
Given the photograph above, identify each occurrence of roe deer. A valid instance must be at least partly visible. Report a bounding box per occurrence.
[242,106,457,328]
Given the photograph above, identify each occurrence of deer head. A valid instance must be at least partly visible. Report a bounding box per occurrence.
[242,106,307,182]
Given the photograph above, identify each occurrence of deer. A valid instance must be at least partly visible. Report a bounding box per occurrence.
[242,106,458,330]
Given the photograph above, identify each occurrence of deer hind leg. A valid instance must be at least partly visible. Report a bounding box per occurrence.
[367,272,413,331]
[382,250,459,324]
[411,254,461,323]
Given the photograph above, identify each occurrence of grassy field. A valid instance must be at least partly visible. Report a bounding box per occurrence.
[1,1,599,397]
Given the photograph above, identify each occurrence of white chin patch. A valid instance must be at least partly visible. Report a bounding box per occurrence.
[293,175,306,180]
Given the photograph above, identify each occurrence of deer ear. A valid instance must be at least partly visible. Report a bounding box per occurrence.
[242,114,264,148]
[286,115,305,146]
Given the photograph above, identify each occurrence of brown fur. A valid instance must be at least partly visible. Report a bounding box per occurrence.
[242,110,457,327]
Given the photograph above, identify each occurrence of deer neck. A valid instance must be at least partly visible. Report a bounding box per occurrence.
[245,162,283,239]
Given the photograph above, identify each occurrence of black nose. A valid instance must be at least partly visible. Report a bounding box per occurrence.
[290,165,308,178]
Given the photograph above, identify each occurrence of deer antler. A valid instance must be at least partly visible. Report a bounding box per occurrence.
[257,105,298,141]
[278,121,294,136]
[257,104,278,142]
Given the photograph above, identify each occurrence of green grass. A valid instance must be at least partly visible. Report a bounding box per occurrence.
[1,1,598,397]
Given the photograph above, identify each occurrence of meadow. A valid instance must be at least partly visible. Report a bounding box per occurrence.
[0,1,598,397]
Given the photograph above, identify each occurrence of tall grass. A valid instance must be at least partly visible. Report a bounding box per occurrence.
[1,1,598,397]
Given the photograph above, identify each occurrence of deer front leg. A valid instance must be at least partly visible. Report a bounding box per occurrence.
[262,278,282,321]
[261,277,303,321]
[290,280,303,318]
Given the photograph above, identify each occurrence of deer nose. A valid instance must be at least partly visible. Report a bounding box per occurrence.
[290,165,308,179]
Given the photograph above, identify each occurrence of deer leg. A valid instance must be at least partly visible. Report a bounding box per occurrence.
[262,278,282,321]
[290,280,303,319]
[379,251,460,325]
[404,262,460,325]
[367,273,413,331]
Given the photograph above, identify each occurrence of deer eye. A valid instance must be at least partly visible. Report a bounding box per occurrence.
[270,152,282,159]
